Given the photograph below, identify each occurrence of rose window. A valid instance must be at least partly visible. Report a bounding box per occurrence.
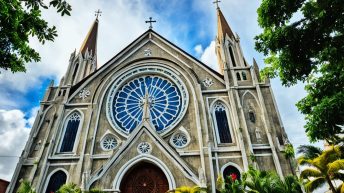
[112,76,182,134]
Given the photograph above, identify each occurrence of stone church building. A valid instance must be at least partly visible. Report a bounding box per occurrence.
[7,6,294,193]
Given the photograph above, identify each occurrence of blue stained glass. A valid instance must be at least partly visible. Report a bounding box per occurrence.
[113,76,182,134]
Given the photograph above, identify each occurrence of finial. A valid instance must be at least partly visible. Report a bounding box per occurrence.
[145,17,156,29]
[142,87,150,121]
[95,9,102,19]
[213,0,221,9]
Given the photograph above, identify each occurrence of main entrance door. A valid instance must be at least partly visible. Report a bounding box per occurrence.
[120,162,169,193]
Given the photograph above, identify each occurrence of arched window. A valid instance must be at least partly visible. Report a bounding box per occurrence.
[213,102,232,143]
[60,112,81,152]
[223,165,241,182]
[45,170,67,193]
[242,72,247,80]
[228,47,236,67]
[236,72,241,81]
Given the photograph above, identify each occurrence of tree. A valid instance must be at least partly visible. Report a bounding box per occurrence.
[243,166,302,193]
[17,180,36,193]
[0,0,71,73]
[57,183,81,193]
[297,145,344,193]
[255,0,344,143]
[56,183,104,193]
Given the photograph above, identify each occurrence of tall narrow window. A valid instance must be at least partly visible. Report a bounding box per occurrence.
[228,47,236,67]
[249,111,256,123]
[236,72,241,81]
[214,102,232,143]
[45,170,67,193]
[242,72,247,80]
[60,112,81,152]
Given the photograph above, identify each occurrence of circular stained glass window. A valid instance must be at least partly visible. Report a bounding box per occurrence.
[171,132,189,148]
[101,135,118,151]
[111,75,182,134]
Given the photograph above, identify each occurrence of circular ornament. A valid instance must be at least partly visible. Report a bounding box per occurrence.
[137,142,152,154]
[171,132,189,148]
[101,135,118,151]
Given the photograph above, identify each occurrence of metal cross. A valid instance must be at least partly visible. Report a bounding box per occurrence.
[213,0,221,8]
[145,17,156,29]
[95,9,102,19]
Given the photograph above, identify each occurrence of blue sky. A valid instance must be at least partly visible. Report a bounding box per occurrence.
[0,0,323,181]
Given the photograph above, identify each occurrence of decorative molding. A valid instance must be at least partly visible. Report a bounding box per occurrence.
[144,48,152,56]
[79,88,90,100]
[202,77,214,87]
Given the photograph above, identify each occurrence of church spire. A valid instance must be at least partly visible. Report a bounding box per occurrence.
[63,15,100,86]
[80,18,99,56]
[216,7,235,42]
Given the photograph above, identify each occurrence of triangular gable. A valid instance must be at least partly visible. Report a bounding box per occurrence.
[87,120,200,189]
[69,29,224,100]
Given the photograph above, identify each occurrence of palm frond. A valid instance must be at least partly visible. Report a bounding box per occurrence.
[327,159,344,174]
[297,156,313,166]
[336,183,343,193]
[283,175,303,193]
[56,183,81,193]
[297,145,322,159]
[300,168,322,179]
[303,177,326,193]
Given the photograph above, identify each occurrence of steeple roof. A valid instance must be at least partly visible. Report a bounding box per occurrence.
[217,8,235,41]
[80,18,99,55]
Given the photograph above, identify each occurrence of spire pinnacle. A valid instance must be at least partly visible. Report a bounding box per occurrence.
[216,8,235,42]
[79,16,99,56]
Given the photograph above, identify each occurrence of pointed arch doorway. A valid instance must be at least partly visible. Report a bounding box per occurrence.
[120,162,169,193]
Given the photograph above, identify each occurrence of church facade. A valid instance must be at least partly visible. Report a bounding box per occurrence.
[7,7,294,193]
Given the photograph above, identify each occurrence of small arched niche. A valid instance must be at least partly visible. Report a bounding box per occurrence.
[242,91,268,144]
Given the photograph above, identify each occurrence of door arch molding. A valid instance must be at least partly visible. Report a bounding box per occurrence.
[112,154,176,192]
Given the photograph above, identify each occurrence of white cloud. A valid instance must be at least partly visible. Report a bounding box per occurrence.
[200,41,219,72]
[0,108,38,181]
[194,44,204,56]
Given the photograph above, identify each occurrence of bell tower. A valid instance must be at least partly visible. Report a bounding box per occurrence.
[215,6,251,86]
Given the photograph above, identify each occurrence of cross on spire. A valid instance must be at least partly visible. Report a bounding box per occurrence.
[145,17,156,29]
[213,0,221,9]
[95,9,102,19]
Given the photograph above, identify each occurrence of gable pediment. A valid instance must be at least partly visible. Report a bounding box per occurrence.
[87,121,201,189]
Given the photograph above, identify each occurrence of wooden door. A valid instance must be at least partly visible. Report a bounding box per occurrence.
[120,162,169,193]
